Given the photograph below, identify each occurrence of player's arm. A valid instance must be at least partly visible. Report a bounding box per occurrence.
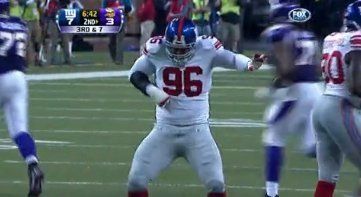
[347,50,361,98]
[128,56,170,107]
[212,46,265,71]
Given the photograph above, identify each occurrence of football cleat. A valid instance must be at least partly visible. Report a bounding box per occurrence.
[28,163,44,197]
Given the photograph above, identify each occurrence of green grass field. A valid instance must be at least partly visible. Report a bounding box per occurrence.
[0,52,358,196]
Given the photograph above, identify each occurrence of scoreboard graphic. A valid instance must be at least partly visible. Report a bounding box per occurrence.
[57,8,124,34]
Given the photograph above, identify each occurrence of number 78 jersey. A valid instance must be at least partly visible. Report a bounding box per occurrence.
[322,31,361,98]
[0,16,28,74]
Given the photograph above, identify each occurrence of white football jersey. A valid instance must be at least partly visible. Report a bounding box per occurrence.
[130,36,252,126]
[322,31,361,98]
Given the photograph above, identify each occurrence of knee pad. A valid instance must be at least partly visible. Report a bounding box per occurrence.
[127,174,148,192]
[206,179,225,193]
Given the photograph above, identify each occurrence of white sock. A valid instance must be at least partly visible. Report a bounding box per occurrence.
[25,155,38,165]
[266,181,279,197]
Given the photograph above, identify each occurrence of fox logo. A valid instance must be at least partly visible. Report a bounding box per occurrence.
[288,8,311,23]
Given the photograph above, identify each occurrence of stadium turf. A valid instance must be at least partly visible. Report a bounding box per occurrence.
[0,52,358,196]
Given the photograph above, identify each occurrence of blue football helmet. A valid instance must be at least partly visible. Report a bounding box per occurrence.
[0,0,9,14]
[345,0,361,30]
[270,3,300,23]
[165,18,197,65]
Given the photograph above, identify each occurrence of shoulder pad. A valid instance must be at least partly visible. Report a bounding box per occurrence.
[142,36,165,56]
[197,35,223,50]
[262,24,294,43]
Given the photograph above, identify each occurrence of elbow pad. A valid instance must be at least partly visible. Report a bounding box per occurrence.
[129,71,151,96]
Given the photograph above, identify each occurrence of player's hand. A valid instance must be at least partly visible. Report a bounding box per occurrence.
[248,53,267,71]
[146,85,171,107]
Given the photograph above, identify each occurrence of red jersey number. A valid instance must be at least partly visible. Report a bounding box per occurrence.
[322,51,344,84]
[163,66,203,97]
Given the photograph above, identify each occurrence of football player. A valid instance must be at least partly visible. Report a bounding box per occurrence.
[127,17,265,197]
[261,2,322,197]
[313,1,361,196]
[0,1,44,196]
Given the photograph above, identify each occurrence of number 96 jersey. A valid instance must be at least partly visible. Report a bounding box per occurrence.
[0,16,28,74]
[322,31,361,98]
[131,35,250,126]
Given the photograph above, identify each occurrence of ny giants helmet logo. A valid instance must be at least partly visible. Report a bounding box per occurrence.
[288,8,311,23]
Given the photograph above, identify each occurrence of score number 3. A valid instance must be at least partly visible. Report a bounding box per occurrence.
[163,66,203,97]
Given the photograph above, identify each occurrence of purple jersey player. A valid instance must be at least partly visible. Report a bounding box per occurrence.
[0,1,44,196]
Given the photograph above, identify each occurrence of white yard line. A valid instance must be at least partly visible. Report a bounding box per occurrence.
[30,97,264,106]
[28,115,266,127]
[0,179,350,194]
[32,129,148,134]
[30,81,262,90]
[30,115,155,121]
[26,66,272,81]
[3,159,358,174]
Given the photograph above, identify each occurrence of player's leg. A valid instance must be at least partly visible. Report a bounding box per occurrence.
[313,96,344,197]
[231,23,240,52]
[127,124,176,197]
[60,34,71,65]
[263,99,296,197]
[184,124,226,197]
[335,99,361,195]
[1,71,44,196]
[33,20,42,66]
[299,112,317,157]
[295,83,321,157]
[47,20,59,65]
[115,27,125,65]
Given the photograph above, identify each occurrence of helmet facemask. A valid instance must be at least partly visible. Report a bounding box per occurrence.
[165,39,196,66]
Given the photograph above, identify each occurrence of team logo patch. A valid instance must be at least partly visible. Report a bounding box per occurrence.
[288,8,311,23]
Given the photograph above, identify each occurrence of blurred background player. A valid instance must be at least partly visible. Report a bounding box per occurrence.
[166,0,193,23]
[127,18,265,197]
[9,0,42,66]
[102,0,132,65]
[0,0,44,196]
[43,0,72,65]
[21,0,42,66]
[261,1,322,196]
[192,0,211,36]
[215,0,243,52]
[137,0,155,54]
[313,1,361,196]
[67,0,83,57]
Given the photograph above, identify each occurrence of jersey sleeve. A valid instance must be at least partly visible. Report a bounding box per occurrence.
[212,49,252,70]
[129,55,156,78]
[349,33,361,51]
[141,36,164,56]
[199,36,252,70]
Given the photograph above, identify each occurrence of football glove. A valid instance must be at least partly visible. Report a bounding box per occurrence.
[248,53,266,71]
[146,84,170,107]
